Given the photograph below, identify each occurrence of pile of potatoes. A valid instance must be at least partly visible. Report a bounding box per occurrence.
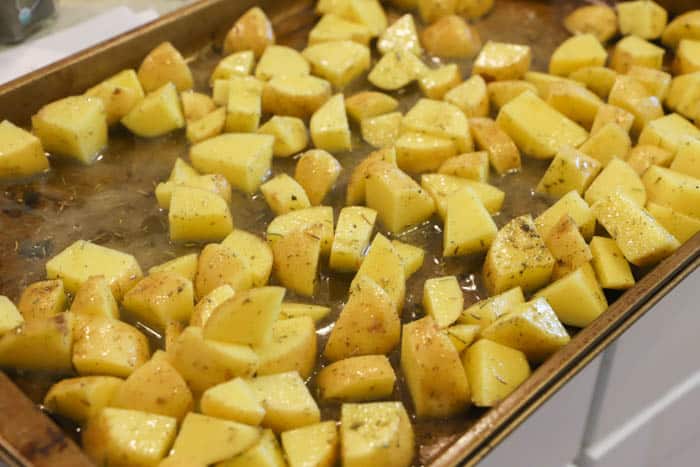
[1,0,700,466]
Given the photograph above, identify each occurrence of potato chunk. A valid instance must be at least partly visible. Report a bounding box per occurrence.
[0,120,49,178]
[282,421,338,467]
[17,279,66,322]
[638,113,700,154]
[32,95,107,163]
[225,76,264,133]
[642,165,700,220]
[121,82,185,138]
[378,14,422,56]
[627,66,671,101]
[391,240,425,278]
[83,408,177,467]
[0,296,23,335]
[346,147,396,205]
[487,80,538,110]
[255,45,309,81]
[563,4,617,42]
[262,75,332,119]
[544,214,593,280]
[444,187,497,257]
[258,116,308,158]
[368,50,427,91]
[458,287,525,329]
[303,41,370,89]
[419,64,462,100]
[474,41,532,81]
[330,206,377,272]
[589,236,636,290]
[395,133,457,173]
[438,151,489,182]
[221,229,274,287]
[617,0,667,40]
[661,10,700,48]
[647,202,700,244]
[44,376,123,424]
[421,173,504,219]
[148,254,199,282]
[536,146,601,197]
[608,76,663,133]
[210,51,255,83]
[340,402,414,467]
[444,75,488,118]
[671,137,700,179]
[137,42,193,92]
[569,67,618,101]
[403,98,473,152]
[308,14,372,46]
[280,302,331,322]
[219,429,285,467]
[260,174,311,215]
[0,314,73,373]
[469,117,521,174]
[267,206,334,254]
[190,285,235,328]
[361,112,402,149]
[85,69,145,125]
[584,158,646,208]
[248,371,321,432]
[122,272,194,329]
[318,355,395,402]
[255,316,316,378]
[272,226,322,297]
[549,34,607,76]
[421,15,481,59]
[201,377,265,426]
[310,94,351,153]
[186,108,226,144]
[223,7,275,58]
[610,36,664,73]
[590,104,634,135]
[535,190,596,240]
[195,243,253,298]
[294,149,341,205]
[579,123,631,166]
[155,174,231,210]
[168,186,234,242]
[345,91,398,123]
[547,81,604,130]
[423,276,463,328]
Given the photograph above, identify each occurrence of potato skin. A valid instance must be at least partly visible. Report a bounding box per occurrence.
[224,7,275,58]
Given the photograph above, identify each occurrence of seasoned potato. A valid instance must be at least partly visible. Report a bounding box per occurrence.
[438,151,489,182]
[67,275,119,320]
[401,316,470,417]
[368,50,427,91]
[626,144,673,175]
[294,149,342,205]
[665,72,700,123]
[219,429,285,467]
[543,215,592,280]
[547,81,603,130]
[0,120,48,178]
[149,254,199,282]
[168,186,234,242]
[589,236,636,290]
[262,75,332,118]
[303,41,370,89]
[590,104,634,135]
[186,107,226,144]
[608,76,664,133]
[444,324,479,352]
[281,421,338,467]
[549,34,607,76]
[310,94,351,153]
[535,190,596,240]
[122,82,185,138]
[333,0,387,37]
[419,64,462,100]
[483,215,555,294]
[346,147,396,205]
[0,314,73,373]
[318,355,395,402]
[445,75,489,118]
[647,202,700,244]
[261,174,311,215]
[255,45,309,81]
[44,376,123,425]
[200,377,265,426]
[423,276,463,328]
[638,113,700,153]
[209,51,255,83]
[361,112,402,148]
[395,133,457,173]
[473,41,532,81]
[248,371,321,432]
[190,285,235,328]
[661,10,700,48]
[345,91,398,123]
[225,76,264,133]
[254,316,317,378]
[155,174,231,210]
[487,80,538,110]
[523,71,580,99]
[137,42,193,92]
[579,123,632,165]
[391,240,425,278]
[168,157,199,182]
[17,279,66,322]
[569,66,618,100]
[122,272,194,329]
[421,15,481,59]
[458,287,525,329]
[279,302,331,322]
[617,0,667,40]
[330,206,377,272]
[195,243,253,298]
[221,229,274,287]
[627,66,671,101]
[418,0,457,23]
[223,7,275,57]
[271,226,322,297]
[378,14,422,56]
[469,117,521,174]
[444,187,497,257]
[585,157,646,208]
[0,296,23,335]
[403,98,473,152]
[610,36,665,73]
[563,4,617,43]
[421,173,505,218]
[308,14,372,46]
[85,69,145,125]
[32,95,107,163]
[536,146,602,197]
[642,165,700,220]
[258,116,308,158]
[267,206,335,255]
[462,339,531,407]
[671,137,700,179]
[352,232,405,308]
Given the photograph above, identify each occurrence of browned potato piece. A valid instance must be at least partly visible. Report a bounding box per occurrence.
[18,279,66,321]
[137,42,194,93]
[421,15,481,59]
[294,149,342,205]
[223,7,275,58]
[563,5,618,43]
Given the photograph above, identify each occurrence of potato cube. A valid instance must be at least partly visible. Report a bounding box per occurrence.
[585,157,646,207]
[111,351,192,420]
[225,76,263,133]
[44,376,123,424]
[190,285,235,328]
[547,81,603,130]
[255,316,316,377]
[592,191,679,266]
[496,91,588,159]
[590,104,634,135]
[137,42,193,92]
[610,36,664,73]
[474,41,531,81]
[345,91,398,123]
[469,117,521,174]
[310,94,351,153]
[82,408,177,467]
[340,402,414,467]
[303,41,370,89]
[32,95,107,163]
[248,371,321,432]
[308,14,372,46]
[391,240,425,278]
[279,303,331,322]
[445,75,488,118]
[666,71,700,121]
[569,66,618,100]
[580,123,632,166]
[46,240,142,299]
[0,296,23,335]
[443,324,479,352]
[85,69,145,125]
[218,429,285,467]
[352,234,405,308]
[181,91,215,123]
[563,4,618,43]
[458,287,524,329]
[423,276,463,328]
[401,316,470,417]
[221,229,273,287]
[522,71,577,99]
[589,236,636,290]
[368,50,427,91]
[536,146,601,197]
[210,51,256,84]
[212,79,231,105]
[318,355,395,402]
[170,413,261,465]
[0,120,48,178]
[325,275,400,361]
[330,206,377,272]
[462,338,530,407]
[272,226,322,297]
[168,157,199,182]
[255,45,309,81]
[403,98,473,151]
[122,272,193,329]
[155,174,231,210]
[223,7,275,58]
[647,202,700,243]
[0,314,73,373]
[543,215,593,280]
[258,116,308,158]
[483,215,555,294]
[282,421,338,467]
[361,112,402,149]
[626,144,673,175]
[169,326,258,392]
[168,186,233,242]
[201,377,265,425]
[421,14,481,58]
[121,82,185,138]
[17,279,66,322]
[378,14,422,56]
[395,133,458,173]
[195,243,253,298]
[260,174,311,215]
[670,137,700,179]
[549,34,607,76]
[267,206,335,255]
[346,147,397,205]
[186,107,226,144]
[190,133,274,194]
[662,10,700,47]
[421,173,504,218]
[148,254,199,282]
[487,80,538,110]
[263,75,332,119]
[535,190,596,240]
[444,187,497,257]
[339,0,387,36]
[608,76,664,133]
[617,0,667,40]
[419,64,462,100]
[627,66,671,101]
[639,113,700,154]
[293,149,341,206]
[366,163,433,235]
[438,151,489,182]
[642,165,700,220]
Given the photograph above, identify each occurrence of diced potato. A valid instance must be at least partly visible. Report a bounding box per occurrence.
[225,76,264,133]
[469,117,521,174]
[190,133,274,194]
[17,279,66,322]
[638,113,700,154]
[338,0,387,36]
[536,146,602,197]
[293,149,341,206]
[168,158,199,182]
[661,10,700,48]
[439,151,489,182]
[608,76,663,133]
[83,408,177,467]
[258,116,308,158]
[496,91,588,159]
[262,75,332,119]
[155,174,231,210]
[421,173,505,218]
[444,324,479,352]
[325,275,400,361]
[590,104,634,135]
[617,0,667,40]
[352,234,405,308]
[0,120,48,178]
[627,66,671,101]
[308,14,372,46]
[195,243,254,298]
[210,51,256,84]
[666,72,700,122]
[190,285,236,328]
[279,302,331,322]
[85,69,145,125]
[204,286,283,346]
[223,7,275,58]
[32,96,107,163]
[186,107,226,144]
[340,402,414,467]
[248,371,320,432]
[218,429,285,467]
[535,190,596,240]
[579,123,632,165]
[589,236,636,289]
[361,112,402,149]
[563,4,618,42]
[0,314,73,373]
[170,413,261,465]
[212,79,231,105]
[584,157,646,207]
[330,207,376,272]
[345,91,398,123]
[401,316,470,417]
[421,15,481,58]
[671,137,700,179]
[122,82,185,138]
[391,240,425,278]
[201,377,265,425]
[46,240,142,299]
[444,187,497,257]
[0,296,23,335]
[281,422,338,467]
[260,174,311,215]
[169,326,258,392]
[403,98,473,152]
[303,41,370,89]
[255,45,309,81]
[368,50,427,91]
[180,91,215,123]
[647,202,700,243]
[458,287,525,329]
[137,42,193,92]
[544,214,593,280]
[310,94,351,153]
[547,82,602,131]
[318,355,395,402]
[168,186,233,242]
[549,34,607,76]
[164,321,183,352]
[272,226,322,297]
[592,191,680,266]
[610,36,665,73]
[423,276,463,328]
[483,215,555,295]
[44,376,123,424]
[445,75,488,118]
[417,0,457,23]
[255,316,316,377]
[366,162,435,233]
[482,298,570,362]
[642,165,700,220]
[148,254,199,282]
[221,230,273,287]
[462,339,531,407]
[474,41,532,81]
[419,64,462,100]
[122,272,194,329]
[346,147,396,205]
[569,66,618,100]
[487,80,538,110]
[111,351,192,420]
[378,14,422,56]
[395,133,457,173]
[267,206,334,254]
[626,144,673,175]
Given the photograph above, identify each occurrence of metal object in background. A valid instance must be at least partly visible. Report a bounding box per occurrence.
[0,0,55,43]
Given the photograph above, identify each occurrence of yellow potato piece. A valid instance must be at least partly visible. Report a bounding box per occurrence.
[647,202,700,244]
[473,41,532,81]
[642,165,700,220]
[569,66,618,100]
[563,4,618,43]
[610,36,664,73]
[458,287,525,329]
[281,421,339,467]
[310,94,352,153]
[201,377,265,426]
[168,186,234,242]
[419,64,462,100]
[444,187,497,257]
[421,173,504,219]
[345,91,398,123]
[608,76,663,133]
[223,7,275,58]
[638,113,700,154]
[549,34,607,76]
[617,0,667,40]
[148,253,199,282]
[210,51,255,84]
[547,81,603,130]
[423,276,464,328]
[122,272,194,329]
[217,429,285,467]
[487,80,538,110]
[330,206,377,273]
[0,296,23,335]
[271,226,322,297]
[439,151,489,182]
[361,112,402,149]
[661,10,700,48]
[590,104,634,135]
[266,206,335,255]
[585,157,646,208]
[137,41,193,92]
[368,50,427,91]
[536,145,602,197]
[378,14,422,56]
[44,376,123,424]
[589,236,636,290]
[391,240,425,278]
[444,75,488,118]
[535,190,596,240]
[86,69,145,125]
[262,75,332,119]
[221,229,274,287]
[254,316,317,378]
[0,120,48,178]
[626,144,673,176]
[190,285,236,328]
[579,122,631,166]
[308,14,372,46]
[0,314,73,373]
[255,45,309,81]
[258,116,309,158]
[318,355,396,402]
[303,40,370,89]
[225,76,263,133]
[294,149,342,205]
[260,174,311,215]
[422,15,481,59]
[195,243,253,299]
[544,214,593,280]
[17,279,66,322]
[627,66,671,101]
[670,136,700,179]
